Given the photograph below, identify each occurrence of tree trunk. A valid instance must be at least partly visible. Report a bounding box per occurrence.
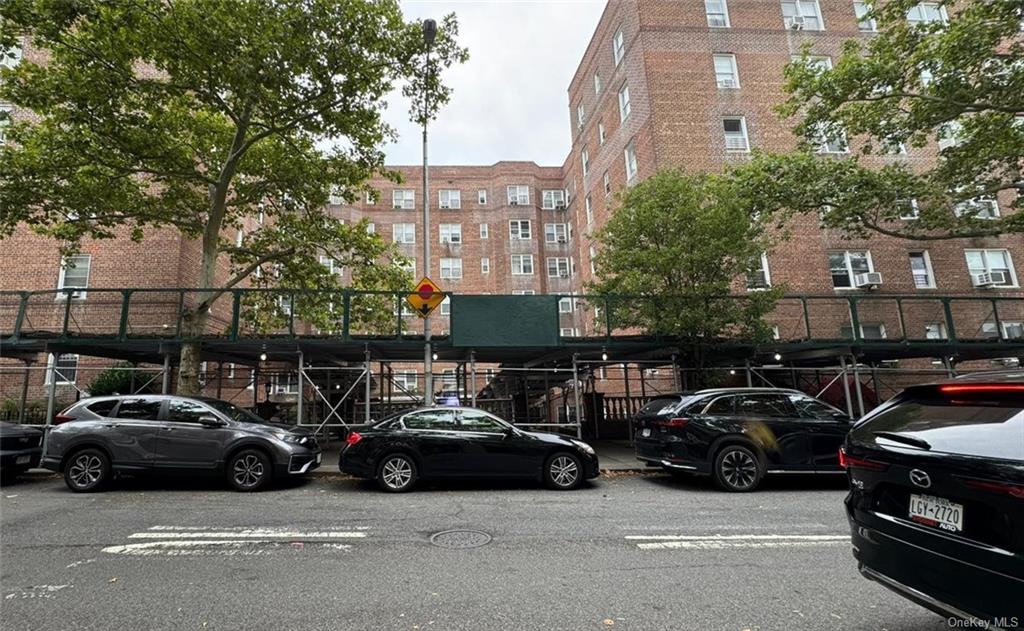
[177,310,210,395]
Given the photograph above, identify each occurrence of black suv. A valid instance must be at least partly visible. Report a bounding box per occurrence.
[844,373,1023,623]
[634,388,851,491]
[41,395,321,492]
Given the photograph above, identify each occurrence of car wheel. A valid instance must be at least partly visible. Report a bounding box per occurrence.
[713,444,762,492]
[545,452,583,490]
[64,448,110,493]
[227,449,272,492]
[376,453,417,492]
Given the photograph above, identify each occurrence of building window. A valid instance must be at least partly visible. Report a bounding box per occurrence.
[966,249,1018,287]
[897,199,920,220]
[511,254,534,276]
[983,321,1024,340]
[937,120,963,150]
[479,223,489,239]
[512,289,536,295]
[854,1,877,31]
[618,84,631,122]
[907,251,935,289]
[439,296,451,316]
[399,260,416,279]
[782,0,824,30]
[547,257,571,278]
[439,189,461,209]
[589,246,597,274]
[57,254,92,299]
[542,189,566,209]
[705,0,730,27]
[560,327,579,337]
[365,190,376,205]
[509,219,532,240]
[581,147,589,176]
[558,297,575,313]
[814,123,849,154]
[585,196,594,227]
[624,143,638,181]
[746,253,772,290]
[46,353,79,385]
[841,323,887,340]
[545,223,569,243]
[507,185,530,206]
[925,323,947,340]
[906,2,947,25]
[612,29,625,66]
[395,371,418,392]
[319,255,343,276]
[713,54,739,88]
[594,73,602,94]
[478,189,487,205]
[392,223,415,244]
[440,258,463,280]
[828,250,873,288]
[439,223,462,244]
[598,121,606,145]
[1,43,22,69]
[392,189,415,209]
[481,257,490,274]
[0,104,11,144]
[576,103,585,130]
[723,117,750,152]
[954,196,1000,219]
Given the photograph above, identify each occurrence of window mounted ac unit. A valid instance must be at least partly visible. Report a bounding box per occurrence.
[854,272,883,288]
[747,272,768,288]
[559,271,570,278]
[555,202,566,210]
[718,78,737,89]
[440,203,450,209]
[973,271,1007,287]
[509,200,519,206]
[557,236,568,243]
[786,16,805,30]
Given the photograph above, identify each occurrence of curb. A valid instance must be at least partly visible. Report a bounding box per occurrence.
[11,467,651,482]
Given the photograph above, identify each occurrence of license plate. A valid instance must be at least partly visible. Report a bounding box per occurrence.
[641,428,651,438]
[909,493,964,532]
[316,453,322,464]
[15,455,31,465]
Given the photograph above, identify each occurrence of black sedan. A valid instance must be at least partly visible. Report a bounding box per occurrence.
[634,388,852,491]
[339,406,599,492]
[0,421,44,479]
[844,375,1024,623]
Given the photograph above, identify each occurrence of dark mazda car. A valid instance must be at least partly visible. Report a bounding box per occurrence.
[0,421,44,478]
[339,406,599,492]
[40,395,321,492]
[843,375,1024,623]
[633,388,851,491]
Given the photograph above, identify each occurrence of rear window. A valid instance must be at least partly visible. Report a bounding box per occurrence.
[114,398,162,420]
[853,394,1024,461]
[636,396,692,417]
[85,399,118,417]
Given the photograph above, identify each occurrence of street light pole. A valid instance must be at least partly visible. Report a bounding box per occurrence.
[422,19,437,406]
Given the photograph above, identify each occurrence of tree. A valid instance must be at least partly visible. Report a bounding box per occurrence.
[587,170,781,376]
[738,0,1023,240]
[0,0,468,394]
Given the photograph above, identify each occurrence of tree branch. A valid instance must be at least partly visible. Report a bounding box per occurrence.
[196,246,297,313]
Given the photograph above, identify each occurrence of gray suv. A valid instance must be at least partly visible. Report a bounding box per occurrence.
[41,395,321,492]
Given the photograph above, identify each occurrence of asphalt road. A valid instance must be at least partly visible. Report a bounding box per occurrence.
[1,471,949,631]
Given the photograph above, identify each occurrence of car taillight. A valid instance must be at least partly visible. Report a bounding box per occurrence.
[345,432,362,446]
[963,479,1024,499]
[53,414,75,425]
[654,417,689,428]
[839,447,888,471]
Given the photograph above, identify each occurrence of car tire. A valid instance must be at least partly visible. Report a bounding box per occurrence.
[713,444,763,492]
[376,453,417,493]
[63,448,111,493]
[227,449,272,492]
[544,452,583,490]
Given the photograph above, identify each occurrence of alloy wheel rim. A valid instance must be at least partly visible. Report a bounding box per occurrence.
[550,456,579,487]
[233,454,265,488]
[69,454,102,488]
[382,457,412,489]
[721,450,757,489]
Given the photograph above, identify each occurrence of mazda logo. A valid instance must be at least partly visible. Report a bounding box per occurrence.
[909,469,931,489]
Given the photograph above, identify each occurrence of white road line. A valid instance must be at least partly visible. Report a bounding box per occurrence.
[625,534,850,541]
[128,530,366,539]
[102,541,353,556]
[626,533,851,551]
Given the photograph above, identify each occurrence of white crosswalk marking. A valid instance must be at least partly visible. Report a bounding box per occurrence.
[626,533,850,550]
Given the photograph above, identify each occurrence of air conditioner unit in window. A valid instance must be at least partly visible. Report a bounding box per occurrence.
[559,271,570,278]
[973,271,1007,287]
[554,202,566,210]
[717,78,737,88]
[509,200,519,206]
[854,272,883,288]
[786,16,805,30]
[440,203,451,209]
[556,236,568,243]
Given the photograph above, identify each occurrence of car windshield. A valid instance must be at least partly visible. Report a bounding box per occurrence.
[202,399,268,424]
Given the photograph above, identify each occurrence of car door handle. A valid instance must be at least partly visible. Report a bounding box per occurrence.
[160,426,174,431]
[103,423,121,428]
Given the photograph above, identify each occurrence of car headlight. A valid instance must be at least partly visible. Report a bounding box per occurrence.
[570,439,595,455]
[276,432,310,446]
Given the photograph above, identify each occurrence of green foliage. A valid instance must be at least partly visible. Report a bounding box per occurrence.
[87,362,154,397]
[586,169,782,345]
[746,0,1023,240]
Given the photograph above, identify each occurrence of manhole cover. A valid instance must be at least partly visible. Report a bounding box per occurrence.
[429,530,492,549]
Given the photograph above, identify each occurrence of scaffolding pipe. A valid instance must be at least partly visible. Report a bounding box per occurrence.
[470,351,477,407]
[943,356,956,378]
[839,356,855,419]
[744,359,753,388]
[852,358,866,418]
[43,352,58,451]
[572,354,582,439]
[18,362,30,423]
[364,347,372,424]
[671,354,680,391]
[297,351,304,425]
[161,355,171,394]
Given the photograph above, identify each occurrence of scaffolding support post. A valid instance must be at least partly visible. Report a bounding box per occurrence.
[943,355,956,379]
[161,354,171,394]
[19,361,31,423]
[43,351,58,451]
[851,356,866,418]
[744,359,753,388]
[470,351,477,407]
[839,355,855,419]
[297,351,304,426]
[364,346,372,424]
[572,354,582,439]
[671,354,680,391]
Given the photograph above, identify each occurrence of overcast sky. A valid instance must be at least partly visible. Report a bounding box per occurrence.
[383,0,607,167]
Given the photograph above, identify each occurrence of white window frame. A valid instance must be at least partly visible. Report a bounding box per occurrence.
[576,104,585,130]
[438,189,461,209]
[478,189,487,205]
[542,189,566,209]
[723,117,750,152]
[439,296,451,316]
[705,0,731,27]
[814,123,849,155]
[481,257,490,274]
[713,54,739,89]
[746,253,772,290]
[909,251,936,289]
[558,297,576,313]
[781,0,825,31]
[598,121,606,145]
[479,223,489,239]
[581,147,589,176]
[560,327,579,337]
[365,190,376,205]
[512,289,536,295]
[954,196,1000,220]
[45,353,79,385]
[925,323,948,340]
[507,185,530,206]
[439,258,463,280]
[603,172,611,196]
[365,222,376,234]
[624,143,639,181]
[585,196,594,226]
[965,249,1018,288]
[906,2,947,25]
[545,223,569,244]
[392,189,415,210]
[0,104,11,144]
[594,72,602,95]
[828,250,874,289]
[439,223,462,244]
[509,220,532,240]
[589,246,597,274]
[511,254,534,276]
[547,257,571,278]
[612,29,625,66]
[319,255,343,276]
[395,371,418,392]
[898,198,920,220]
[392,223,416,244]
[1,43,22,69]
[56,254,92,300]
[618,84,631,122]
[854,1,877,32]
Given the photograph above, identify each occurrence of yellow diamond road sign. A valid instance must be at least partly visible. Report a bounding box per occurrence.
[406,276,445,318]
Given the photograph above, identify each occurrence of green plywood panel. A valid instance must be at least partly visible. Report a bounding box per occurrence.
[450,295,559,347]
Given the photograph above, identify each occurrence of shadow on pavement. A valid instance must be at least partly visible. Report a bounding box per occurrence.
[641,471,849,493]
[10,472,318,495]
[339,476,602,494]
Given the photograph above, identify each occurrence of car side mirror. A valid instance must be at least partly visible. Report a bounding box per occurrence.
[503,427,517,439]
[198,415,226,428]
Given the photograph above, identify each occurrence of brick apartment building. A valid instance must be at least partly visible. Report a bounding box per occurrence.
[2,0,1022,418]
